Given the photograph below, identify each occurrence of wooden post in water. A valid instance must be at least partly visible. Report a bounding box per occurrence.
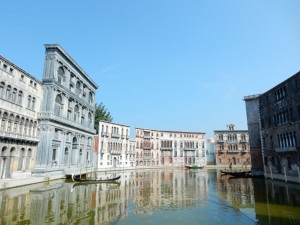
[298,167,300,184]
[80,163,82,179]
[284,166,287,183]
[269,165,273,180]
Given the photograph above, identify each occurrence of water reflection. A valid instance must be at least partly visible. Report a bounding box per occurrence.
[0,169,299,225]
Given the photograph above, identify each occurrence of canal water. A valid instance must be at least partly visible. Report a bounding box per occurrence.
[0,168,299,225]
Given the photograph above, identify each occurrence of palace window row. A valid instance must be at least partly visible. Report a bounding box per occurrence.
[277,132,296,149]
[0,81,24,106]
[0,110,38,137]
[1,146,33,175]
[54,94,93,128]
[56,66,95,106]
[275,86,287,101]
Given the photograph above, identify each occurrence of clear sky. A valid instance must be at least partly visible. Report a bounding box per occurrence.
[1,1,300,138]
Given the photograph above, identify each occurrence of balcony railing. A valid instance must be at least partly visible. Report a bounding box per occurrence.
[111,133,120,138]
[227,150,239,153]
[38,112,95,133]
[160,147,173,151]
[0,131,39,142]
[183,147,196,151]
[227,140,238,144]
[275,146,297,153]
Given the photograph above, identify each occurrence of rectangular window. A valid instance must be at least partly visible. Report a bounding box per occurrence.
[52,149,56,160]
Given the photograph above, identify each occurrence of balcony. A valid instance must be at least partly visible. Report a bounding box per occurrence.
[227,140,238,144]
[240,140,247,143]
[227,150,239,154]
[111,133,120,138]
[121,134,125,139]
[160,147,173,151]
[38,112,95,133]
[0,131,39,142]
[143,145,151,150]
[241,150,250,154]
[143,135,151,139]
[275,146,297,153]
[216,139,224,143]
[183,147,196,151]
[126,135,130,139]
[101,132,106,137]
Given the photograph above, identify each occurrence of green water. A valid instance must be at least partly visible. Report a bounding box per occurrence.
[0,169,299,225]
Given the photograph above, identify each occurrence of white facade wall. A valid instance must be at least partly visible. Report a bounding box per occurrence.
[0,55,42,179]
[98,121,133,169]
[135,128,207,167]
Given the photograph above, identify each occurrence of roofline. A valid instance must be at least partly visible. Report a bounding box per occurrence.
[258,70,300,98]
[214,130,248,132]
[0,55,42,84]
[135,127,205,134]
[44,44,98,89]
[243,94,261,101]
[99,120,130,128]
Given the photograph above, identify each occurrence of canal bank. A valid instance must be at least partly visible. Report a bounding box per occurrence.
[2,165,300,190]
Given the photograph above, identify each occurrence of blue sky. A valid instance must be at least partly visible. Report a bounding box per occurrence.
[1,1,300,138]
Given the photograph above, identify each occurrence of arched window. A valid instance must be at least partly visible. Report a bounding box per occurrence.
[7,114,14,132]
[32,97,36,110]
[57,67,65,84]
[14,116,20,133]
[19,117,24,134]
[12,88,17,103]
[88,112,92,126]
[18,91,23,105]
[76,81,81,95]
[27,95,31,109]
[74,105,79,122]
[241,134,246,141]
[18,148,25,171]
[1,112,8,130]
[0,82,5,98]
[55,94,63,116]
[6,85,12,101]
[89,92,93,105]
[24,119,29,135]
[64,147,69,164]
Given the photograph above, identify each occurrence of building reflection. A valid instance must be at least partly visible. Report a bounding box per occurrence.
[217,172,255,210]
[0,169,208,225]
[1,169,299,225]
[252,179,300,225]
[217,171,300,224]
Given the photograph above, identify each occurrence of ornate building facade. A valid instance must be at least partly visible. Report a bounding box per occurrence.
[215,124,251,167]
[0,55,42,179]
[32,44,98,176]
[135,128,206,167]
[97,121,134,169]
[245,71,300,182]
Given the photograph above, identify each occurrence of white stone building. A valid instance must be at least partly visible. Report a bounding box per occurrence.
[0,55,42,179]
[33,44,98,176]
[97,121,133,169]
[135,128,207,167]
